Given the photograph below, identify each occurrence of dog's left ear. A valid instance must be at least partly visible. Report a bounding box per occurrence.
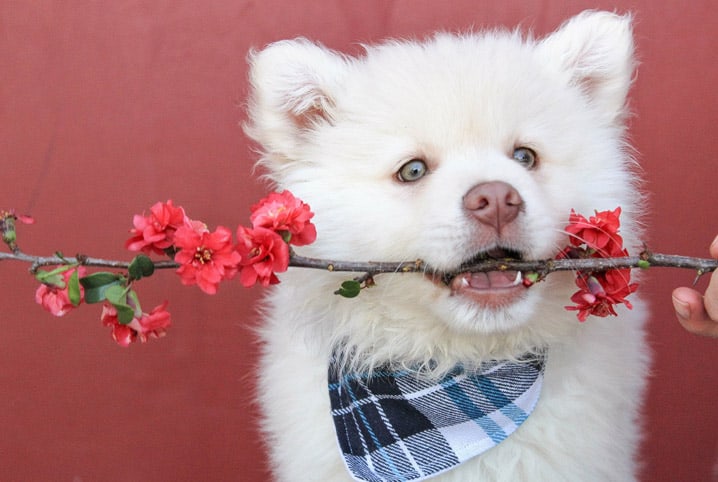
[539,10,635,124]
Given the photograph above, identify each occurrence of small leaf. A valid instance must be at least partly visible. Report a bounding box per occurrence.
[637,260,651,269]
[114,303,136,325]
[105,284,135,324]
[67,269,81,306]
[80,272,123,289]
[104,284,127,305]
[35,271,65,288]
[523,272,540,287]
[279,230,292,244]
[80,272,125,304]
[35,265,76,288]
[128,254,155,280]
[83,282,122,304]
[334,280,362,298]
[126,289,142,318]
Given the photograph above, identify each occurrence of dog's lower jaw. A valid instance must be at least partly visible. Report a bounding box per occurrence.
[418,271,556,335]
[434,289,540,334]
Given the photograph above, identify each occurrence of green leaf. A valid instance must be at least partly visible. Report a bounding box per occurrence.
[35,271,65,288]
[83,282,122,304]
[104,284,127,305]
[334,280,362,298]
[637,260,651,269]
[126,289,142,317]
[128,254,155,280]
[35,265,76,288]
[67,269,81,306]
[278,230,292,244]
[80,272,123,289]
[114,303,136,325]
[80,272,125,304]
[105,284,136,324]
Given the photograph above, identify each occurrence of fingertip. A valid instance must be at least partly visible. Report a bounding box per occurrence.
[672,294,691,321]
[710,234,718,258]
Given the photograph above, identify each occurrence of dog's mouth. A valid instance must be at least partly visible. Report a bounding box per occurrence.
[432,247,529,308]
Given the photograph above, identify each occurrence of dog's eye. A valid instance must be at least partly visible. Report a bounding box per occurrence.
[397,159,428,182]
[512,147,537,169]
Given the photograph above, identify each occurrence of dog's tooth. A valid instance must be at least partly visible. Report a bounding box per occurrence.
[449,274,470,294]
[511,271,523,286]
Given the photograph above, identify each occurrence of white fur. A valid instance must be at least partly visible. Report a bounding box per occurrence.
[246,10,649,481]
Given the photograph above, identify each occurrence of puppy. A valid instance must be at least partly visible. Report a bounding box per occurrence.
[245,10,649,481]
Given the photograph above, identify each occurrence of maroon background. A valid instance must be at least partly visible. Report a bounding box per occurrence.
[1,1,717,480]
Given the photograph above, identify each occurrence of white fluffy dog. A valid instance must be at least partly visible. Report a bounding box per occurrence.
[245,10,649,482]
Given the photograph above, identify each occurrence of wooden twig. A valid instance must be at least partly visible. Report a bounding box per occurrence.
[1,249,716,278]
[287,252,718,277]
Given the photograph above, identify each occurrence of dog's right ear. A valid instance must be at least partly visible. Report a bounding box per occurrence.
[245,39,349,169]
[538,11,635,125]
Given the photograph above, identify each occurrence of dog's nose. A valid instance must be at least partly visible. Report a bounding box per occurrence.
[463,181,523,231]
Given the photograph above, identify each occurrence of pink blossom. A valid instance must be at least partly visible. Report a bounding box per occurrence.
[173,223,242,294]
[250,191,317,246]
[565,207,624,257]
[561,207,639,321]
[34,267,86,317]
[566,269,638,322]
[125,200,189,255]
[101,301,171,346]
[236,226,290,287]
[16,214,35,225]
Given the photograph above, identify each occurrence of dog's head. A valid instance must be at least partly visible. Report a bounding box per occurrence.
[245,11,641,337]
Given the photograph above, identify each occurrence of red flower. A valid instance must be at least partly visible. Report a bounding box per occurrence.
[561,206,640,321]
[565,207,624,257]
[101,301,171,346]
[566,269,638,322]
[35,267,86,317]
[173,223,242,294]
[131,301,171,342]
[236,226,290,287]
[101,313,135,347]
[250,191,317,246]
[126,200,188,255]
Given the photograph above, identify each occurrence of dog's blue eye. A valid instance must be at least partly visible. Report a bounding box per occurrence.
[512,147,537,169]
[397,159,428,182]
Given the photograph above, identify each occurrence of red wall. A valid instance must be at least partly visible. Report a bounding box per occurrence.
[1,1,717,480]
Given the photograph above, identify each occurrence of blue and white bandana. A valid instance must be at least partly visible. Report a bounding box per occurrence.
[328,352,546,482]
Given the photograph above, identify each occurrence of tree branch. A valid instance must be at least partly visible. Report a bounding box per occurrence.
[0,250,179,273]
[287,252,718,277]
[2,248,716,279]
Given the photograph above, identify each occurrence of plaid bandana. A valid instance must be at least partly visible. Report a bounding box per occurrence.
[329,352,546,482]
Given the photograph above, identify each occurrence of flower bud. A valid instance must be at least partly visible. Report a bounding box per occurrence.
[0,211,17,247]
